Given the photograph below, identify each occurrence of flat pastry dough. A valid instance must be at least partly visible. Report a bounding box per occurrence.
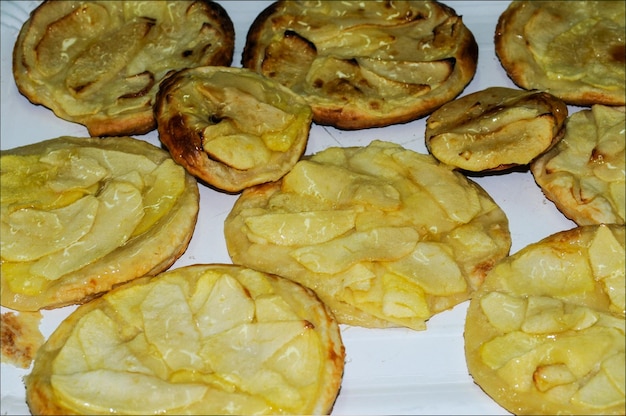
[531,105,625,225]
[25,264,345,415]
[1,311,44,369]
[495,1,626,106]
[426,87,568,172]
[1,136,199,311]
[242,0,478,129]
[224,140,511,330]
[13,0,234,136]
[155,66,312,192]
[465,224,625,415]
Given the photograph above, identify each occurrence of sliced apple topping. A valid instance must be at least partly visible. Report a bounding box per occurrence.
[52,370,209,414]
[1,195,98,262]
[226,140,510,329]
[386,242,466,296]
[588,225,626,313]
[30,180,144,281]
[480,291,527,332]
[1,141,191,295]
[245,210,357,246]
[41,265,342,414]
[291,226,419,274]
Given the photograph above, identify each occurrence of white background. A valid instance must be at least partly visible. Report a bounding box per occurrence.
[1,1,577,414]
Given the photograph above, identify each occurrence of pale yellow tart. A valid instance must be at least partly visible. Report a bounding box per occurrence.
[1,136,199,311]
[465,224,625,415]
[155,66,312,192]
[242,0,478,129]
[426,87,568,172]
[13,1,235,136]
[495,1,626,106]
[225,140,511,330]
[531,105,625,226]
[25,264,345,415]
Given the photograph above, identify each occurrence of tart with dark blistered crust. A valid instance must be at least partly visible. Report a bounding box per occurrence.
[426,87,568,172]
[13,0,234,136]
[242,0,478,129]
[155,66,312,193]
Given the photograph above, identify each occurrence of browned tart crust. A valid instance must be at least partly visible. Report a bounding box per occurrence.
[495,1,625,106]
[26,264,345,415]
[242,0,478,129]
[465,224,625,415]
[13,1,234,136]
[1,136,199,311]
[531,105,625,226]
[426,87,568,172]
[155,66,313,193]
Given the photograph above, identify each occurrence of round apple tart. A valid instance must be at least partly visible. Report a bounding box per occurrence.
[25,264,345,415]
[531,105,625,226]
[155,66,313,193]
[13,0,235,137]
[224,140,511,330]
[495,1,626,106]
[1,136,199,311]
[242,0,478,129]
[426,87,568,172]
[465,224,625,415]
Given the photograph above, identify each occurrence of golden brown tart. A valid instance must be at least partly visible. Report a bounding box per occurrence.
[225,140,511,330]
[25,264,345,415]
[531,105,625,226]
[1,136,199,311]
[465,224,625,415]
[495,1,626,106]
[13,0,234,137]
[155,66,312,193]
[426,87,568,172]
[242,0,478,129]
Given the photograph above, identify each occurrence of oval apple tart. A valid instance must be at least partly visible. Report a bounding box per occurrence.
[242,0,478,129]
[225,140,511,330]
[1,136,199,311]
[531,105,625,226]
[495,1,626,106]
[13,0,235,136]
[25,264,345,415]
[426,87,568,172]
[155,66,312,192]
[465,224,625,415]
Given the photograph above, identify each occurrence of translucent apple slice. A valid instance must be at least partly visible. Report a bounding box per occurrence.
[30,180,144,280]
[244,210,357,246]
[51,370,207,414]
[1,195,98,261]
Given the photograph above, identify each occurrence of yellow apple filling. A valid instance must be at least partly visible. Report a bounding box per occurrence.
[1,145,187,294]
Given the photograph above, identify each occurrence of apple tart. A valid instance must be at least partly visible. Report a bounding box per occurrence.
[25,264,345,415]
[155,66,312,193]
[531,105,625,226]
[426,87,568,172]
[224,140,511,330]
[465,224,625,415]
[242,0,478,129]
[13,0,235,136]
[1,136,199,311]
[495,1,626,106]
